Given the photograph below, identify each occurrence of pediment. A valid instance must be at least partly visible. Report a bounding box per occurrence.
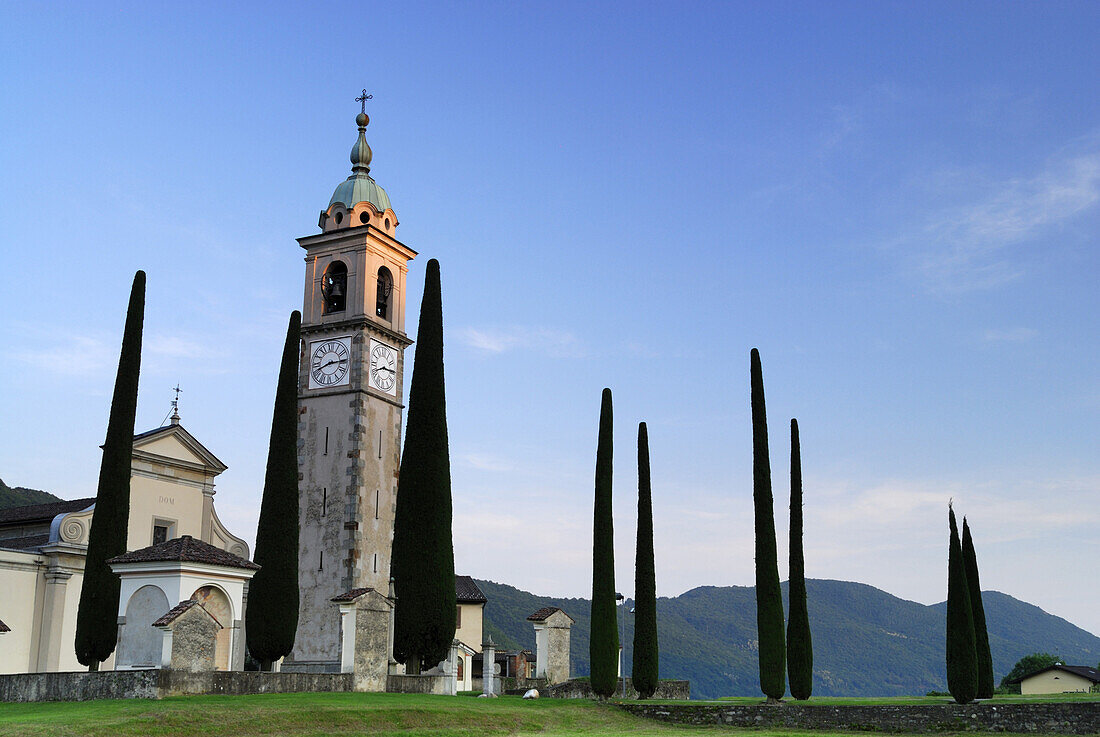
[131,424,228,474]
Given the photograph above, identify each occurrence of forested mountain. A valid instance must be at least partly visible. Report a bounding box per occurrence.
[0,478,62,509]
[476,577,1099,699]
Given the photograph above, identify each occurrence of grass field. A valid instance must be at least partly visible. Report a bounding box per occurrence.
[1,691,1096,737]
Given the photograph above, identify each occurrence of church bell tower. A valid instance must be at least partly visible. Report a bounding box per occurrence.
[288,105,416,670]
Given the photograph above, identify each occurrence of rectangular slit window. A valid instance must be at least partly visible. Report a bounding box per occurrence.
[373,553,378,574]
[375,489,380,520]
[322,487,327,517]
[324,427,329,456]
[153,525,169,545]
[378,430,382,459]
[319,551,323,571]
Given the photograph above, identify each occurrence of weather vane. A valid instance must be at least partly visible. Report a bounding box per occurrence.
[356,89,372,115]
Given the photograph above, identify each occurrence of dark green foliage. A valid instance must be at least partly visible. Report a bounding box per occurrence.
[1000,652,1063,688]
[590,388,619,699]
[0,480,61,509]
[786,419,813,700]
[246,310,302,669]
[962,518,994,699]
[392,259,456,671]
[750,348,785,700]
[632,422,659,699]
[476,576,1100,699]
[946,505,978,703]
[76,270,145,669]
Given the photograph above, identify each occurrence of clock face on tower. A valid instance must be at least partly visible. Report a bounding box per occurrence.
[309,337,352,389]
[368,338,398,395]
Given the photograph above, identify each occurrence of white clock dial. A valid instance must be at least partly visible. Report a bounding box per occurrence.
[368,339,398,395]
[309,337,352,389]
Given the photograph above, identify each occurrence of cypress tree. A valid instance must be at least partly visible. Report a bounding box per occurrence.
[632,422,659,699]
[962,518,994,699]
[750,348,785,700]
[946,504,978,704]
[786,418,813,700]
[75,270,146,670]
[590,388,619,698]
[392,259,456,672]
[245,310,302,670]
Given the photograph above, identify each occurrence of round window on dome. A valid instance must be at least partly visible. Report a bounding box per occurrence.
[334,212,343,225]
[360,212,369,224]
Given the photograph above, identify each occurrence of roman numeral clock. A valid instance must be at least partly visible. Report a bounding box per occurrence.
[286,105,417,672]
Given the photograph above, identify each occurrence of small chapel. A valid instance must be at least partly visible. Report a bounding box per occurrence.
[0,410,249,674]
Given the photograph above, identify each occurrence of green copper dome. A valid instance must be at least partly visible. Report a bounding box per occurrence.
[328,112,392,214]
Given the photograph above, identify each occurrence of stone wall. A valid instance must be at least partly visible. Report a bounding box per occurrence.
[386,673,446,695]
[619,701,1100,735]
[504,678,690,700]
[0,670,353,702]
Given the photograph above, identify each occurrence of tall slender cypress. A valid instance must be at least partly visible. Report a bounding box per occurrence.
[750,348,786,700]
[632,422,659,699]
[75,270,145,669]
[962,518,994,699]
[246,310,302,669]
[392,259,456,672]
[786,418,813,700]
[946,504,978,704]
[590,388,619,698]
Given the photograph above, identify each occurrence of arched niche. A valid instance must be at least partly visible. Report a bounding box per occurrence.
[376,266,393,320]
[191,585,233,671]
[117,584,169,668]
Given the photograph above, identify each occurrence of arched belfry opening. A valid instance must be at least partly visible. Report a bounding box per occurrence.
[376,266,393,320]
[323,261,348,314]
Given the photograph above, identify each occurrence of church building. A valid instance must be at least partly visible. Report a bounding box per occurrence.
[0,412,248,674]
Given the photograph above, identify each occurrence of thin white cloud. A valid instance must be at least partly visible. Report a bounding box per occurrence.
[145,334,215,359]
[456,326,584,358]
[909,142,1100,292]
[461,452,513,473]
[982,327,1038,343]
[10,334,116,377]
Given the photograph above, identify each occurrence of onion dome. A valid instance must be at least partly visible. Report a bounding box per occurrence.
[329,112,392,214]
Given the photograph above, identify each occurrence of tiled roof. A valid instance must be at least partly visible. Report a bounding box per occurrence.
[331,587,376,603]
[0,498,95,525]
[0,534,50,552]
[152,599,222,628]
[108,535,259,570]
[527,606,574,623]
[456,575,487,603]
[0,619,9,633]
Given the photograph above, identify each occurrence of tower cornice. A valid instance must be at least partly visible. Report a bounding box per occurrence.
[298,224,417,262]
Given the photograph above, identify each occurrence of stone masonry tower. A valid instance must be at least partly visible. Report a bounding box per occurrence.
[287,108,416,671]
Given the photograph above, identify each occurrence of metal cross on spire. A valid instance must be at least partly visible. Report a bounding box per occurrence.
[356,89,372,114]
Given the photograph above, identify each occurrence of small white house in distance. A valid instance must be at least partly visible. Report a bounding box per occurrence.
[1010,664,1100,695]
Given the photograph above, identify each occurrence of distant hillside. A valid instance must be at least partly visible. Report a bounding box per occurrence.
[476,578,1100,699]
[0,478,62,509]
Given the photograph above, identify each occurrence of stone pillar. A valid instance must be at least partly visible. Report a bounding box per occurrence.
[545,613,573,685]
[332,589,394,691]
[481,635,497,697]
[35,568,72,672]
[445,640,460,696]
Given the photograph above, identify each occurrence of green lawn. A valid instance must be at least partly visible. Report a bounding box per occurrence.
[0,691,1095,737]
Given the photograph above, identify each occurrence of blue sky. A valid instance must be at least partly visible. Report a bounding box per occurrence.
[2,2,1098,636]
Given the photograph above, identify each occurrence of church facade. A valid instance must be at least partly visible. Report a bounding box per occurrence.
[286,110,416,671]
[0,417,248,674]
